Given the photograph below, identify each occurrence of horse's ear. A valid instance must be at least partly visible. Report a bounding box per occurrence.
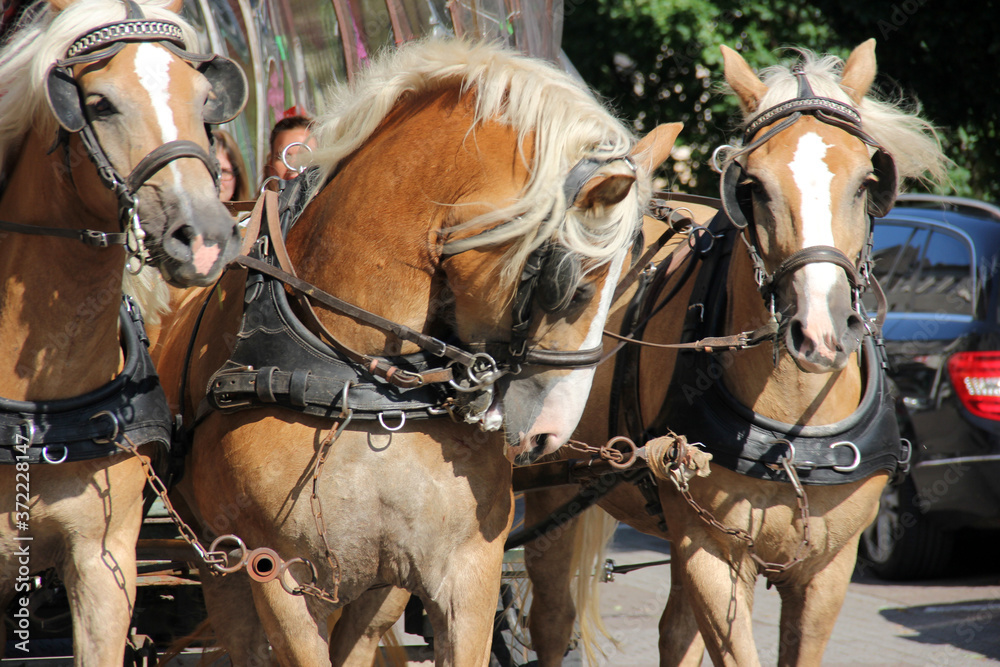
[573,163,637,211]
[632,122,683,175]
[721,45,767,113]
[840,39,877,105]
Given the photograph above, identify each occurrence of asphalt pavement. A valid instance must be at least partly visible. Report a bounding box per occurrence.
[589,526,1000,666]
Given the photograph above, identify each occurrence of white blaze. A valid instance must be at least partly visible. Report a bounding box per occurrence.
[135,43,177,142]
[788,133,840,302]
[134,44,197,220]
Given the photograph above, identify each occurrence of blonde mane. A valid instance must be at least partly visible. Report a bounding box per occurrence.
[306,38,647,289]
[0,0,201,172]
[745,48,950,188]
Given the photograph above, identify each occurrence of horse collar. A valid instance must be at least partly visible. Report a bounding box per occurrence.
[0,297,173,465]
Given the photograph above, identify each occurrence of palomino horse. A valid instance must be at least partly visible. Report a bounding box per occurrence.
[520,40,949,665]
[0,0,244,663]
[154,39,679,665]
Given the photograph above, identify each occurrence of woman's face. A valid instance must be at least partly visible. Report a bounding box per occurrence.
[217,146,236,202]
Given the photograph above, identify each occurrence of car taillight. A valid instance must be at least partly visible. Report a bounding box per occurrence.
[948,351,1000,420]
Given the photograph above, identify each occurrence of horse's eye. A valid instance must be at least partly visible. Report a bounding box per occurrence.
[570,281,596,308]
[86,96,118,119]
[858,174,877,198]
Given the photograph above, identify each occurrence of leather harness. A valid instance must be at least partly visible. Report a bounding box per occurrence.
[0,297,173,465]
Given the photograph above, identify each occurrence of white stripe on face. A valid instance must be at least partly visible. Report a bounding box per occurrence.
[788,132,840,298]
[135,43,177,142]
[134,44,199,221]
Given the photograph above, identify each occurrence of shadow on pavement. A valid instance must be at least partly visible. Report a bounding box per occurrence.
[879,599,1000,662]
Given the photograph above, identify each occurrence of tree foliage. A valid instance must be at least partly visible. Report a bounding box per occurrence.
[563,0,997,201]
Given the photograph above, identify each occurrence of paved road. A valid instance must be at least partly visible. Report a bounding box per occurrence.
[590,526,1000,666]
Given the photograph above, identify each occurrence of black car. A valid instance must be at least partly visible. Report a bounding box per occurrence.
[858,194,1000,579]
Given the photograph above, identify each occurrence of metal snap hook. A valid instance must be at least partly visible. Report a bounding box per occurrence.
[41,445,68,465]
[89,410,121,445]
[377,411,406,432]
[830,441,861,472]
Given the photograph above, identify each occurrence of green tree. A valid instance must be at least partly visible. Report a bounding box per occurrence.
[564,0,996,201]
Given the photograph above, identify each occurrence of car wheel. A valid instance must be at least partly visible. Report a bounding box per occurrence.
[859,476,954,580]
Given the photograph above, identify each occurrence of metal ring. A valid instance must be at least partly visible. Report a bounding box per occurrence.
[89,410,120,445]
[280,141,312,174]
[770,438,795,466]
[258,176,281,195]
[606,436,639,470]
[209,534,248,574]
[339,381,353,420]
[41,445,68,465]
[710,144,736,174]
[448,352,501,393]
[16,419,36,447]
[278,557,318,596]
[831,441,861,472]
[377,411,406,432]
[667,207,695,234]
[687,224,715,253]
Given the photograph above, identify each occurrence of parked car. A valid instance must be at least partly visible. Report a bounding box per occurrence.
[858,194,1000,579]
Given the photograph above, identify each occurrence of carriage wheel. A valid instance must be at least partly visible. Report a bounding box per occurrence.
[859,476,954,580]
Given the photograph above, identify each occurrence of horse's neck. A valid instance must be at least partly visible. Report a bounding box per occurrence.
[0,130,125,401]
[722,245,862,425]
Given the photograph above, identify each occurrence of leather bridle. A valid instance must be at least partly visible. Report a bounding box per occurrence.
[717,68,893,331]
[0,0,246,270]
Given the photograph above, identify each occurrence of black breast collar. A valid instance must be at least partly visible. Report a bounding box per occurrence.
[0,297,173,464]
[646,231,909,486]
[202,245,451,423]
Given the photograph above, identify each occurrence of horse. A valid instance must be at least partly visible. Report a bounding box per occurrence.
[0,0,245,662]
[519,39,950,666]
[153,38,680,665]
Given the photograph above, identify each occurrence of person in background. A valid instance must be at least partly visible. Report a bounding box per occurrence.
[263,114,314,184]
[214,129,251,202]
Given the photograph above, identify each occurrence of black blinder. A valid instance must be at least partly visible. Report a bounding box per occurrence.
[45,65,86,132]
[720,160,751,229]
[199,55,248,125]
[867,148,897,218]
[537,245,582,313]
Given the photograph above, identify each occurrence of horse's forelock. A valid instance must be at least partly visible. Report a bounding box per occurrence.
[307,39,642,293]
[744,48,949,188]
[0,0,200,169]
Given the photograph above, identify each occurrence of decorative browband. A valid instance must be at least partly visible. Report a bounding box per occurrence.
[742,96,862,144]
[65,19,185,59]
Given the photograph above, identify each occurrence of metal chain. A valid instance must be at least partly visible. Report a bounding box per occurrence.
[115,433,342,601]
[666,451,811,577]
[115,434,228,570]
[302,415,353,605]
[565,436,639,470]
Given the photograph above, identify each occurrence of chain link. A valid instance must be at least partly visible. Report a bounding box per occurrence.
[666,449,811,577]
[115,433,341,601]
[565,436,639,470]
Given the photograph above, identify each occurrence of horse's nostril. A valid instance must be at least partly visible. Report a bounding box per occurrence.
[789,318,806,352]
[170,223,196,250]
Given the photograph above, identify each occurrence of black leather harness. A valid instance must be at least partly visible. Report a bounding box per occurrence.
[638,227,910,485]
[0,297,173,465]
